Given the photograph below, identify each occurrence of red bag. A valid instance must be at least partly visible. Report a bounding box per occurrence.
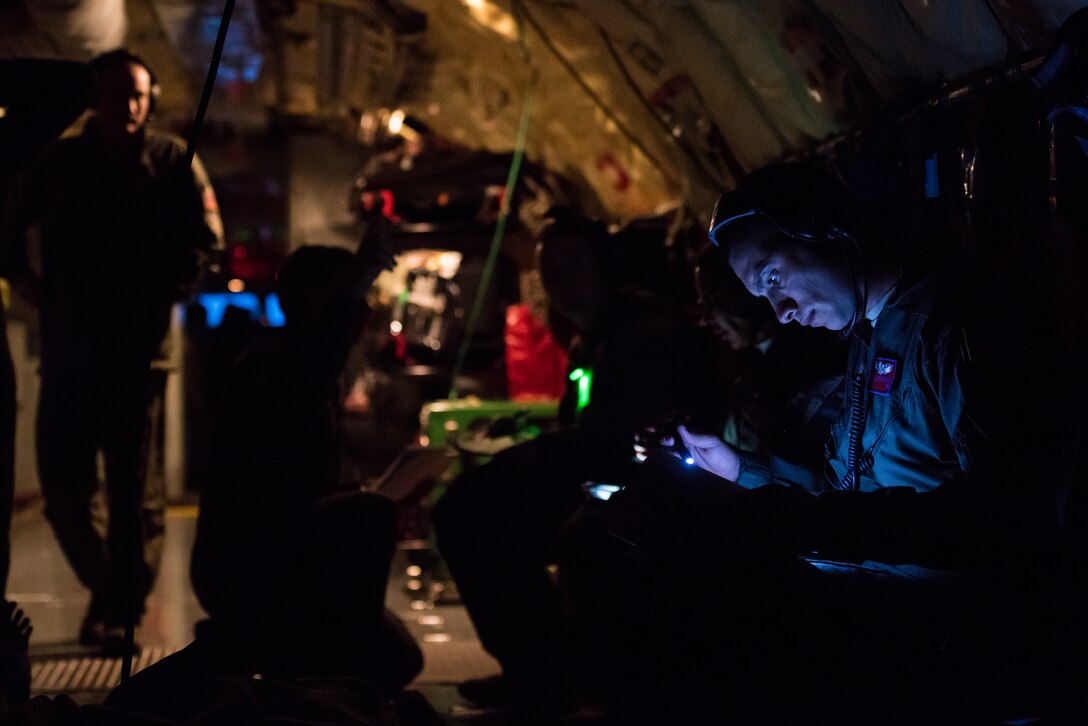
[504,304,568,401]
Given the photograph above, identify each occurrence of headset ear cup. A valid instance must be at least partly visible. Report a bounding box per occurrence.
[142,58,159,117]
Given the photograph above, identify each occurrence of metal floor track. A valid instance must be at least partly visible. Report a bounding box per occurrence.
[31,646,180,694]
[30,639,498,696]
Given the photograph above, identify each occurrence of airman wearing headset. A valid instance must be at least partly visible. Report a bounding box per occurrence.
[606,162,1065,723]
[678,163,1049,524]
[1,48,223,653]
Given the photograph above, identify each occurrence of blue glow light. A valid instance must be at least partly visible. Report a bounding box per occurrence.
[265,293,286,327]
[201,15,221,45]
[684,457,695,465]
[194,292,285,328]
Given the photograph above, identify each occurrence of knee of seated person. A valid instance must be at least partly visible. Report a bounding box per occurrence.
[431,472,485,528]
[400,635,424,681]
[430,487,459,541]
[318,488,395,515]
[313,490,397,532]
[431,483,499,551]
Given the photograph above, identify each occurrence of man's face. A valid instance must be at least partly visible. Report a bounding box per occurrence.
[94,61,152,137]
[726,219,855,332]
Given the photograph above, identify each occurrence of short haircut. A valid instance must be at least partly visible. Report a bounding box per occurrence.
[708,162,849,253]
[276,246,355,323]
[89,48,157,84]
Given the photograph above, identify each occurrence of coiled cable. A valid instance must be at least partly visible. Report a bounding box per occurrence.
[841,369,866,490]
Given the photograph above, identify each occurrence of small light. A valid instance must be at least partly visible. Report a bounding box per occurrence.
[388,109,405,134]
[423,633,451,643]
[418,615,444,626]
[407,580,422,591]
[0,107,7,119]
[685,457,695,466]
[418,436,430,447]
[406,565,422,577]
[586,483,623,501]
[390,320,403,334]
[569,368,585,381]
[444,420,459,431]
[227,278,245,293]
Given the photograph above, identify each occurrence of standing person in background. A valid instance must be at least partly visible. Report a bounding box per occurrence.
[0,58,93,605]
[0,49,223,652]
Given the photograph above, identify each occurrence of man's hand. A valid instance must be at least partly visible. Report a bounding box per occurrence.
[671,424,741,481]
[356,215,399,273]
[349,216,400,302]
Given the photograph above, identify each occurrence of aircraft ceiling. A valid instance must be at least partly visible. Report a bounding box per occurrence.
[2,0,1086,221]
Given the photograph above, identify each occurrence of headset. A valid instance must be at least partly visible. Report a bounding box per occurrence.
[706,162,868,338]
[88,48,161,118]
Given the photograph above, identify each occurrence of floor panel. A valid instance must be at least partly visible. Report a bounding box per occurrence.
[9,500,498,720]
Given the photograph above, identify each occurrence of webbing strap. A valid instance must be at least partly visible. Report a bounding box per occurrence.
[447,65,539,399]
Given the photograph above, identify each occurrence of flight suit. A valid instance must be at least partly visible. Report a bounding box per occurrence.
[2,118,222,632]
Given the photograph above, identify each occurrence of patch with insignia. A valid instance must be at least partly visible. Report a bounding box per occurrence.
[870,357,897,396]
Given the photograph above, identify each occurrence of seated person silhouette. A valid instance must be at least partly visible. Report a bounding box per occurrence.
[599,163,1068,725]
[433,211,728,717]
[108,225,421,720]
[190,236,421,689]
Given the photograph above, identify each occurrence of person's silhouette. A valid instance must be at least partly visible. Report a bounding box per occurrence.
[107,223,421,721]
[1,50,223,651]
[191,229,420,689]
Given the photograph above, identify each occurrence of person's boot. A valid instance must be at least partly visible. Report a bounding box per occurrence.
[79,594,138,655]
[0,600,32,710]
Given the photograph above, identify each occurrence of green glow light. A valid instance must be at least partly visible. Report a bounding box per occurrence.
[574,368,593,414]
